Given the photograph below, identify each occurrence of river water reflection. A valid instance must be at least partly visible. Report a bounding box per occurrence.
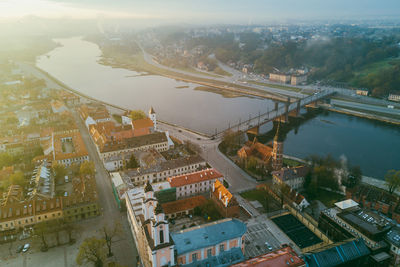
[37,37,400,179]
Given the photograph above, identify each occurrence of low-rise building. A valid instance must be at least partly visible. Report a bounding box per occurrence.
[50,100,68,114]
[121,155,206,187]
[356,89,369,96]
[131,118,154,137]
[303,239,371,267]
[211,180,240,218]
[79,103,111,128]
[168,169,224,199]
[52,131,89,166]
[162,195,207,220]
[272,166,309,190]
[291,74,307,85]
[319,199,391,249]
[269,73,291,84]
[171,218,246,266]
[388,94,400,102]
[99,132,169,161]
[231,246,305,267]
[385,227,400,266]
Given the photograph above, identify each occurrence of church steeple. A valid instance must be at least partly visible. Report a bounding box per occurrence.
[274,120,284,142]
[272,121,284,171]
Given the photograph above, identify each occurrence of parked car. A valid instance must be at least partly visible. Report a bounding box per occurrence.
[265,242,273,251]
[22,243,30,252]
[16,245,24,253]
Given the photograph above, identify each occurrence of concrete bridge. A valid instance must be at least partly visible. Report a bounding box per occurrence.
[212,89,335,138]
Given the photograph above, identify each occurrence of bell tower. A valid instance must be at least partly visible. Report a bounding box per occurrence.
[149,107,157,131]
[272,121,284,171]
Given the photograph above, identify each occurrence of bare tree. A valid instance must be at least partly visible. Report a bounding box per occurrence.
[101,221,122,257]
[76,237,107,267]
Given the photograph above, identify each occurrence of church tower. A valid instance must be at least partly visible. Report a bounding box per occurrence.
[142,181,175,267]
[149,107,157,131]
[271,121,284,171]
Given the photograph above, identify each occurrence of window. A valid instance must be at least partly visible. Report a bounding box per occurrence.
[220,244,225,252]
[159,230,164,244]
[192,253,197,262]
[207,249,212,258]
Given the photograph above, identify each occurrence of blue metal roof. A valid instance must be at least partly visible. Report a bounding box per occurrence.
[171,219,247,255]
[304,239,370,267]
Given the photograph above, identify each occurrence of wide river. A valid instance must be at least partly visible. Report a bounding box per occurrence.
[37,37,400,179]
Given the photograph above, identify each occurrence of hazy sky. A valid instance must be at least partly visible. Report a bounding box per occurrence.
[1,0,400,23]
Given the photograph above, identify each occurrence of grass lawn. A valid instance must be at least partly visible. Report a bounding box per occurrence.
[314,189,345,207]
[112,114,122,124]
[240,189,268,210]
[213,66,233,77]
[240,189,281,212]
[283,158,303,167]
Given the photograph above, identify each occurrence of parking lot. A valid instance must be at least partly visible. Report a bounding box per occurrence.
[244,221,281,258]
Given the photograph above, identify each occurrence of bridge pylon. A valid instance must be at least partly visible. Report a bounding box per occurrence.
[246,125,259,136]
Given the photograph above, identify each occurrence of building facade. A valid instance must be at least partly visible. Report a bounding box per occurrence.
[211,180,240,218]
[126,182,175,267]
[168,169,224,199]
[171,218,246,266]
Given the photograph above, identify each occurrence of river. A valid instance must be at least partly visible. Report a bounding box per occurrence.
[36,37,275,135]
[36,37,400,179]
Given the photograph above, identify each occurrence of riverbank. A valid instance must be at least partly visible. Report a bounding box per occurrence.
[323,105,400,126]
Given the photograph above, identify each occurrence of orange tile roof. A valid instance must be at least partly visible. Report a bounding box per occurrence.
[131,118,153,130]
[53,131,88,161]
[133,127,150,137]
[212,180,237,207]
[51,100,66,110]
[168,169,223,188]
[161,195,207,214]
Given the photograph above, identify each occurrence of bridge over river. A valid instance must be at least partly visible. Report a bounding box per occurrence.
[212,89,335,138]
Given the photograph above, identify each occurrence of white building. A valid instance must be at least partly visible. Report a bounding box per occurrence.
[149,107,157,131]
[120,155,206,187]
[168,169,224,199]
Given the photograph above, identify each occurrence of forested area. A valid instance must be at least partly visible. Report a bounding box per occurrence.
[181,31,400,96]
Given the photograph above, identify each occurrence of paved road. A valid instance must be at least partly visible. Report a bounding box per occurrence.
[137,43,305,100]
[71,109,138,266]
[331,99,400,116]
[158,122,257,193]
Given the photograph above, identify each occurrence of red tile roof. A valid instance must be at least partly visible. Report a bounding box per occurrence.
[231,246,305,267]
[161,195,207,214]
[168,169,223,188]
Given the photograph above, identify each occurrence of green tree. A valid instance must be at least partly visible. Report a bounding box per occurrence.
[76,237,107,267]
[0,153,13,169]
[80,161,95,177]
[9,171,26,187]
[385,170,400,194]
[346,165,362,188]
[126,155,139,169]
[129,110,146,121]
[246,156,258,172]
[53,163,67,184]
